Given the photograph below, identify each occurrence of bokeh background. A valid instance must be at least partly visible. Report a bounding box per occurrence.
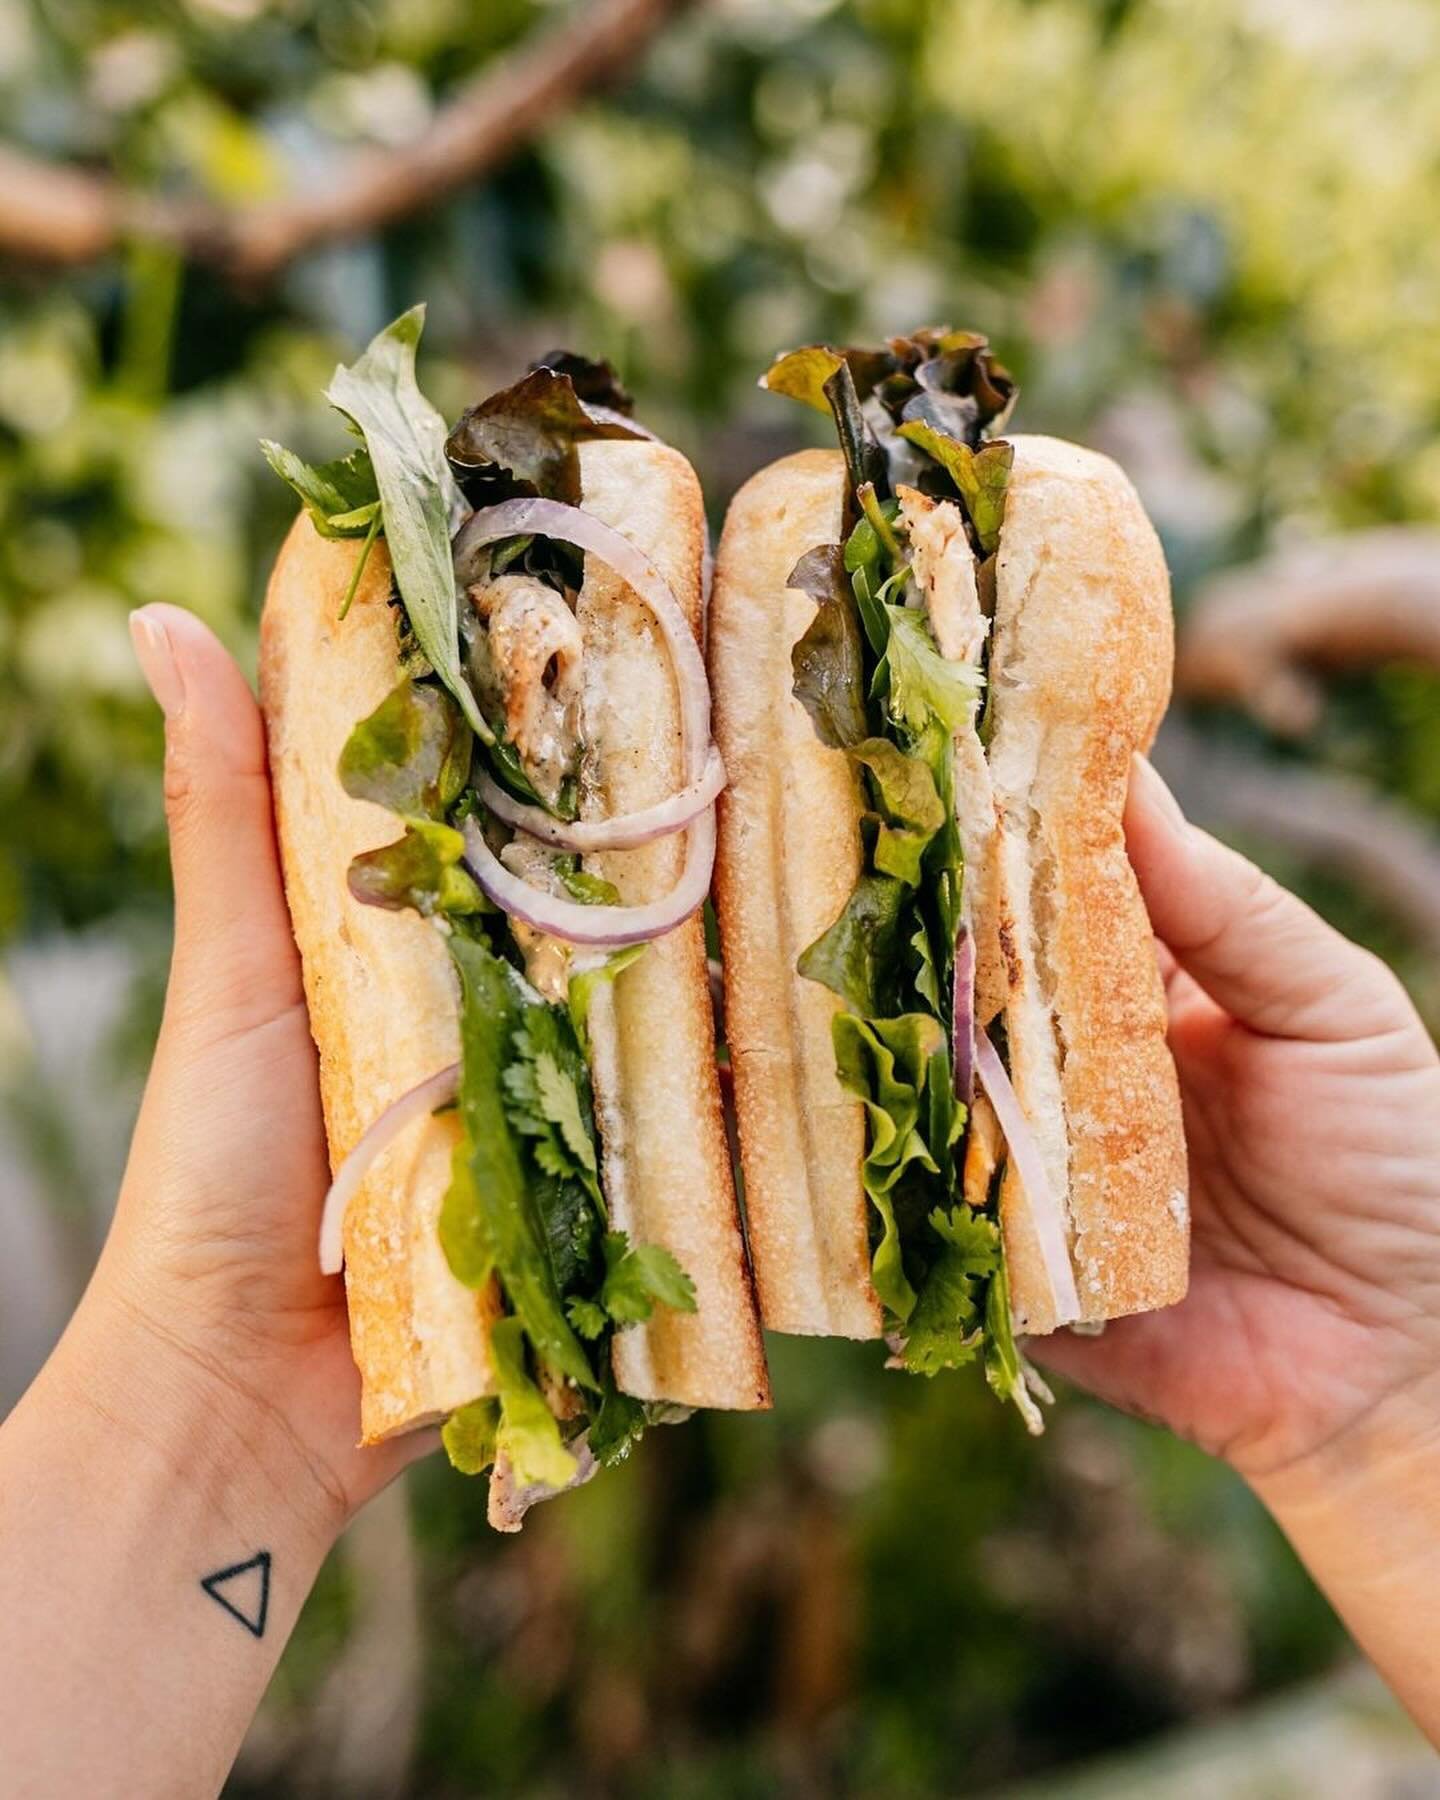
[4,0,1440,1792]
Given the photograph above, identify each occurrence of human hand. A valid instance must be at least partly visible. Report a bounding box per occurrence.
[80,604,428,1538]
[1033,755,1440,1490]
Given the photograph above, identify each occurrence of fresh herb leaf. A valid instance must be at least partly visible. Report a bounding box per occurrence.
[568,1230,697,1336]
[502,1008,603,1212]
[441,1398,500,1475]
[789,547,869,750]
[850,737,944,886]
[824,363,888,497]
[567,944,646,1055]
[896,424,1014,554]
[763,327,1016,519]
[599,1230,697,1326]
[445,364,646,506]
[566,1295,609,1340]
[339,678,472,822]
[902,1208,1000,1376]
[984,1259,1047,1433]
[556,864,622,906]
[348,819,484,917]
[488,1315,579,1491]
[259,440,380,539]
[325,307,489,742]
[797,873,909,1016]
[586,1371,650,1467]
[441,937,597,1391]
[879,606,982,739]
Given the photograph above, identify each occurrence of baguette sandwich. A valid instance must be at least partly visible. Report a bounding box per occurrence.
[709,329,1188,1426]
[260,309,769,1527]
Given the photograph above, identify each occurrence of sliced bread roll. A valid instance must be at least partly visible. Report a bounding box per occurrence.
[261,439,770,1445]
[709,437,1187,1341]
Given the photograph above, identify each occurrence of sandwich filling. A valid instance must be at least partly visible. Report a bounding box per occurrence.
[266,309,714,1507]
[762,327,1071,1428]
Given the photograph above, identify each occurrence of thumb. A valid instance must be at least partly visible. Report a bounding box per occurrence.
[1126,754,1403,1041]
[131,604,303,1046]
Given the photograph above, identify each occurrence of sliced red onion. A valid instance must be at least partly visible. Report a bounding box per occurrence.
[463,808,715,947]
[475,745,726,852]
[974,1029,1081,1326]
[952,923,976,1105]
[453,498,709,784]
[318,1062,459,1276]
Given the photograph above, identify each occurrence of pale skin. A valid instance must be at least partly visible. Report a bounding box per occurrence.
[0,605,1437,1795]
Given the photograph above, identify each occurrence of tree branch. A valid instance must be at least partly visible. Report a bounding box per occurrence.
[0,0,691,281]
[1177,528,1440,734]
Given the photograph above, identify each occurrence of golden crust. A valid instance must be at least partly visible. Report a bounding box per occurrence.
[987,435,1188,1333]
[710,450,879,1339]
[259,521,498,1444]
[576,440,771,1408]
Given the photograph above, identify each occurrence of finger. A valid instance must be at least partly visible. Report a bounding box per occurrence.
[130,605,303,1047]
[1126,755,1403,1041]
[1024,1306,1208,1440]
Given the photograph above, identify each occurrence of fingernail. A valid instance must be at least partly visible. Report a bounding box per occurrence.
[130,608,185,719]
[1131,754,1186,832]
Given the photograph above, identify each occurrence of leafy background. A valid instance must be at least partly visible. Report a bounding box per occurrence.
[3,0,1439,1792]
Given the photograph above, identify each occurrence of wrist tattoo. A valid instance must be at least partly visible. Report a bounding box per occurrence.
[199,1551,271,1639]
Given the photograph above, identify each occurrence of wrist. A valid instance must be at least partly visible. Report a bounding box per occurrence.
[51,1275,350,1562]
[1242,1369,1440,1741]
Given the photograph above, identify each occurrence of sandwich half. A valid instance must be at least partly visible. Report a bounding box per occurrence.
[260,309,769,1527]
[709,329,1188,1425]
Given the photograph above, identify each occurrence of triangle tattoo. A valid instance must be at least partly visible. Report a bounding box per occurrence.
[199,1550,271,1639]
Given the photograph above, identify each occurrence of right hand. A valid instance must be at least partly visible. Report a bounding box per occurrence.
[1033,755,1440,1490]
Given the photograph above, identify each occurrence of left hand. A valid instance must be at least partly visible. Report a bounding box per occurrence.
[88,603,429,1533]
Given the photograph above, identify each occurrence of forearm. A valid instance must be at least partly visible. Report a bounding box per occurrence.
[1249,1377,1440,1743]
[0,1292,343,1799]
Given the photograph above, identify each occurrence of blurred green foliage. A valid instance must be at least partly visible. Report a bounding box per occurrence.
[4,0,1436,1789]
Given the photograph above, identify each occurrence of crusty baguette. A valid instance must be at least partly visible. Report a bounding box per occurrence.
[710,450,878,1339]
[261,523,499,1444]
[710,437,1188,1342]
[261,441,769,1445]
[575,440,771,1409]
[986,435,1187,1332]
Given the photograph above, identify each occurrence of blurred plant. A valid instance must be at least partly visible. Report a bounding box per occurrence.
[3,0,1437,1791]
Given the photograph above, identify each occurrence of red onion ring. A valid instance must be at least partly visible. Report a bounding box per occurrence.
[318,1062,459,1275]
[463,808,715,947]
[973,1029,1081,1326]
[453,498,709,786]
[476,745,726,853]
[952,923,976,1105]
